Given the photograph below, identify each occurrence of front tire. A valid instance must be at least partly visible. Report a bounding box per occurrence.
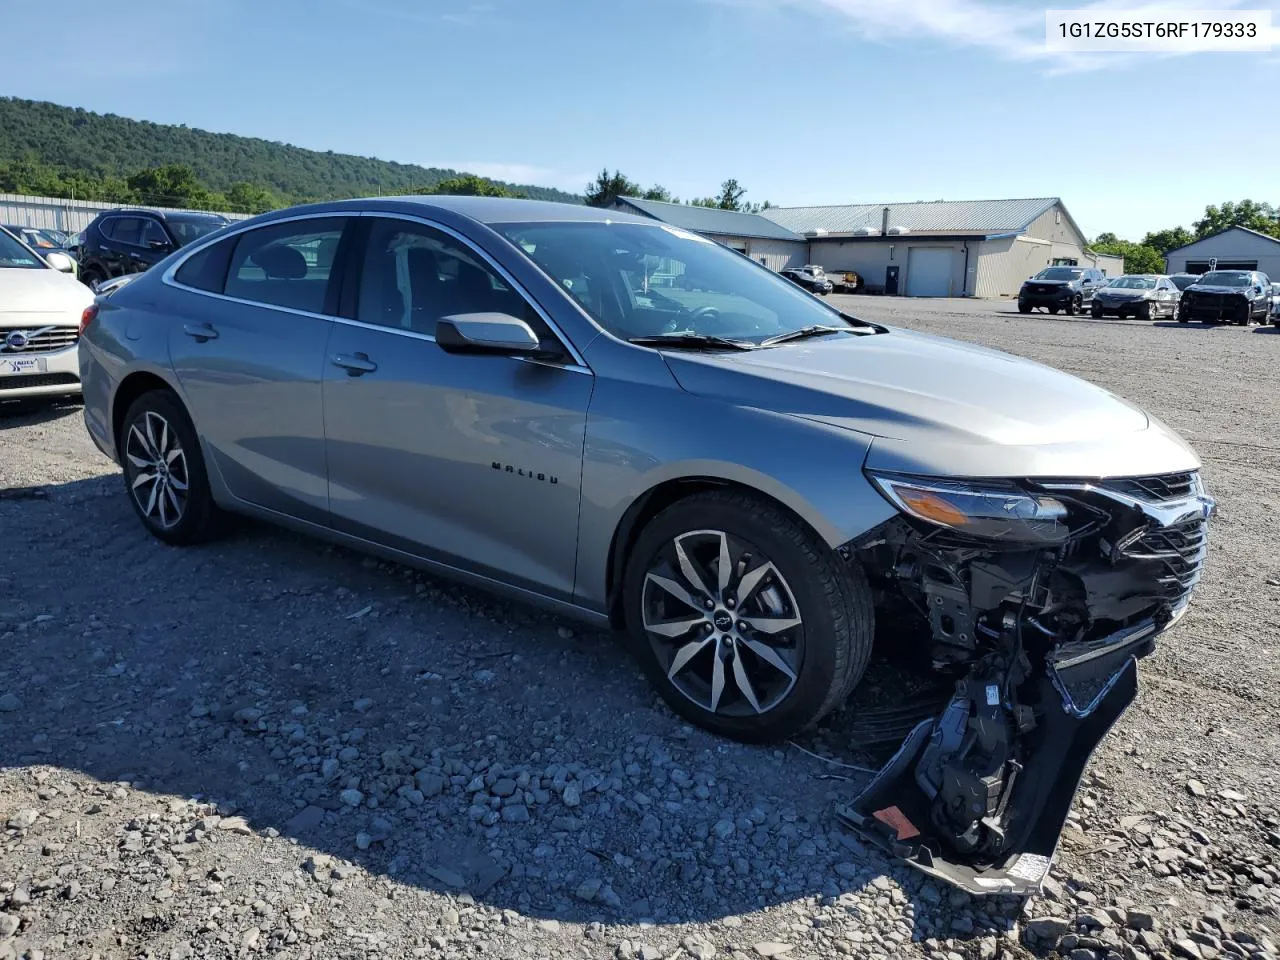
[1090,303,1103,319]
[1017,302,1031,314]
[622,491,874,743]
[119,390,220,546]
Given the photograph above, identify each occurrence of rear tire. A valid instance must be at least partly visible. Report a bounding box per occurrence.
[622,491,874,743]
[80,265,106,290]
[119,390,221,546]
[1091,303,1103,319]
[1018,302,1031,314]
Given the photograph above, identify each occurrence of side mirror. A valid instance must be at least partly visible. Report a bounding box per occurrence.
[436,313,543,356]
[44,251,76,274]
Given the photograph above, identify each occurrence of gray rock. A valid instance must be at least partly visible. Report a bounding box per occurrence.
[0,913,18,937]
[752,944,794,958]
[575,877,603,902]
[1126,908,1156,931]
[352,697,374,712]
[501,804,530,823]
[1024,916,1071,945]
[339,789,364,807]
[1186,779,1207,798]
[682,936,717,959]
[537,919,560,932]
[415,771,446,797]
[7,809,37,830]
[562,783,581,807]
[286,806,325,833]
[0,693,20,712]
[713,818,736,840]
[1171,939,1203,959]
[492,778,518,798]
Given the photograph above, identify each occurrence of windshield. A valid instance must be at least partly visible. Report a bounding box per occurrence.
[1197,271,1250,287]
[1170,275,1197,290]
[494,221,858,343]
[1111,277,1157,289]
[1034,267,1082,281]
[0,230,44,269]
[166,217,228,246]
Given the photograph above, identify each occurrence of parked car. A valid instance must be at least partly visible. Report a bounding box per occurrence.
[74,209,230,290]
[779,266,832,294]
[2,224,80,278]
[80,196,1215,895]
[825,269,863,293]
[1017,265,1106,315]
[1270,281,1280,325]
[1167,273,1200,294]
[1177,269,1273,324]
[1090,274,1181,320]
[0,226,93,401]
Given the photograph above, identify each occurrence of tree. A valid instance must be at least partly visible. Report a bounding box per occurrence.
[584,168,641,207]
[416,175,510,197]
[641,184,677,203]
[225,181,280,214]
[1140,226,1193,256]
[713,178,747,211]
[1091,236,1164,274]
[126,163,219,209]
[1192,200,1280,240]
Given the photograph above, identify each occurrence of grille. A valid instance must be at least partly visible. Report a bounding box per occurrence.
[0,372,80,392]
[1104,472,1197,502]
[1124,517,1209,600]
[0,327,79,353]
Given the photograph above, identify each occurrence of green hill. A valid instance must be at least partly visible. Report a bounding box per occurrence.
[0,97,582,208]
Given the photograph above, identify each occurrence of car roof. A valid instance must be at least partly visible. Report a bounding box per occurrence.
[235,195,652,229]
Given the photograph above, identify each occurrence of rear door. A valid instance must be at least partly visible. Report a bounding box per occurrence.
[167,215,354,523]
[101,216,143,278]
[321,215,593,600]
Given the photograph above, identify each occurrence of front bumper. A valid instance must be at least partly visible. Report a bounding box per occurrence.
[838,472,1214,896]
[0,342,81,399]
[1019,288,1076,308]
[1093,296,1152,317]
[1180,294,1251,322]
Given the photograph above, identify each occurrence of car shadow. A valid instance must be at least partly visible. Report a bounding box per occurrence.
[1151,321,1225,330]
[0,395,83,427]
[1253,324,1280,334]
[0,473,1026,942]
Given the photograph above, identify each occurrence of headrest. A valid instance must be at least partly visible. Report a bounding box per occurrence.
[251,243,307,280]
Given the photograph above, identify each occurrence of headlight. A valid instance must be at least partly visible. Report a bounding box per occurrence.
[867,473,1072,543]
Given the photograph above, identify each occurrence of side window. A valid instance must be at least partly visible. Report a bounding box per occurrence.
[223,218,347,314]
[107,217,142,245]
[357,218,548,339]
[142,220,171,249]
[174,237,235,293]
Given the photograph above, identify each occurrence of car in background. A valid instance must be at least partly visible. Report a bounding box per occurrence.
[1017,265,1106,315]
[74,208,230,290]
[1269,281,1280,325]
[1090,274,1181,320]
[1177,270,1272,325]
[780,266,833,295]
[0,226,93,401]
[1,224,80,279]
[826,269,862,293]
[1167,273,1200,294]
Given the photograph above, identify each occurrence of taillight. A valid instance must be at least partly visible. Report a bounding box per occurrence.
[79,303,99,335]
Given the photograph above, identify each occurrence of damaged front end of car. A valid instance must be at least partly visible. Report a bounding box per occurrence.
[836,470,1215,896]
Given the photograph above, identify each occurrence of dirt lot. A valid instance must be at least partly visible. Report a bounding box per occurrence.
[2,299,1278,960]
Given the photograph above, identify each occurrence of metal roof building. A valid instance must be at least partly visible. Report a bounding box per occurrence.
[762,198,1122,298]
[612,197,808,273]
[1163,226,1280,280]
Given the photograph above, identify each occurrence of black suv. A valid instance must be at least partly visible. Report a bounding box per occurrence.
[1177,270,1273,325]
[1017,265,1106,315]
[74,209,230,289]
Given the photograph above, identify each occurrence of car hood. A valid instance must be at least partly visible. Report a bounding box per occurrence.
[1186,284,1250,295]
[662,327,1200,479]
[0,267,93,320]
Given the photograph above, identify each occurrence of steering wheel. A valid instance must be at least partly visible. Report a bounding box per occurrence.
[689,305,721,324]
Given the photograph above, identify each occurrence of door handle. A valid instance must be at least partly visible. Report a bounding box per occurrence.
[332,352,377,375]
[182,322,218,342]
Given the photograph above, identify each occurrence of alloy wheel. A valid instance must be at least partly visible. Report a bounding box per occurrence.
[641,529,803,718]
[124,410,190,529]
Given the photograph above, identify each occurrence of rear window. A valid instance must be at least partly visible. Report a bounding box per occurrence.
[174,238,235,292]
[223,218,347,314]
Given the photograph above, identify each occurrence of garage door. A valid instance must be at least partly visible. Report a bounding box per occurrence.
[906,247,953,297]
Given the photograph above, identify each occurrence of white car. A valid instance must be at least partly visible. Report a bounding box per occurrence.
[0,229,94,401]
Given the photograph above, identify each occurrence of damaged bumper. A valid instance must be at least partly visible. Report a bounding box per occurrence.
[836,471,1214,896]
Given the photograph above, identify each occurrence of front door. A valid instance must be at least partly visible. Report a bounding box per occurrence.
[168,216,352,522]
[322,216,592,600]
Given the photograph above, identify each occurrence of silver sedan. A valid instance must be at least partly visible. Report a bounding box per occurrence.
[78,196,1214,893]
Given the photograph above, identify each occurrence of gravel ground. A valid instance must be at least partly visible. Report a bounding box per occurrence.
[2,299,1279,960]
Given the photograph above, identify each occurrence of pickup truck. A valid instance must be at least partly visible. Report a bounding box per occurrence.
[785,264,862,294]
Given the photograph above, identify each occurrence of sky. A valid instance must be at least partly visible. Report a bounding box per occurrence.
[4,0,1278,240]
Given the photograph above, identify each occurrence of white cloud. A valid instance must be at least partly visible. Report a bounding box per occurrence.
[713,0,1278,72]
[433,162,591,193]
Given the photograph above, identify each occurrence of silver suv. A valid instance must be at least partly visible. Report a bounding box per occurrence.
[79,197,1214,893]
